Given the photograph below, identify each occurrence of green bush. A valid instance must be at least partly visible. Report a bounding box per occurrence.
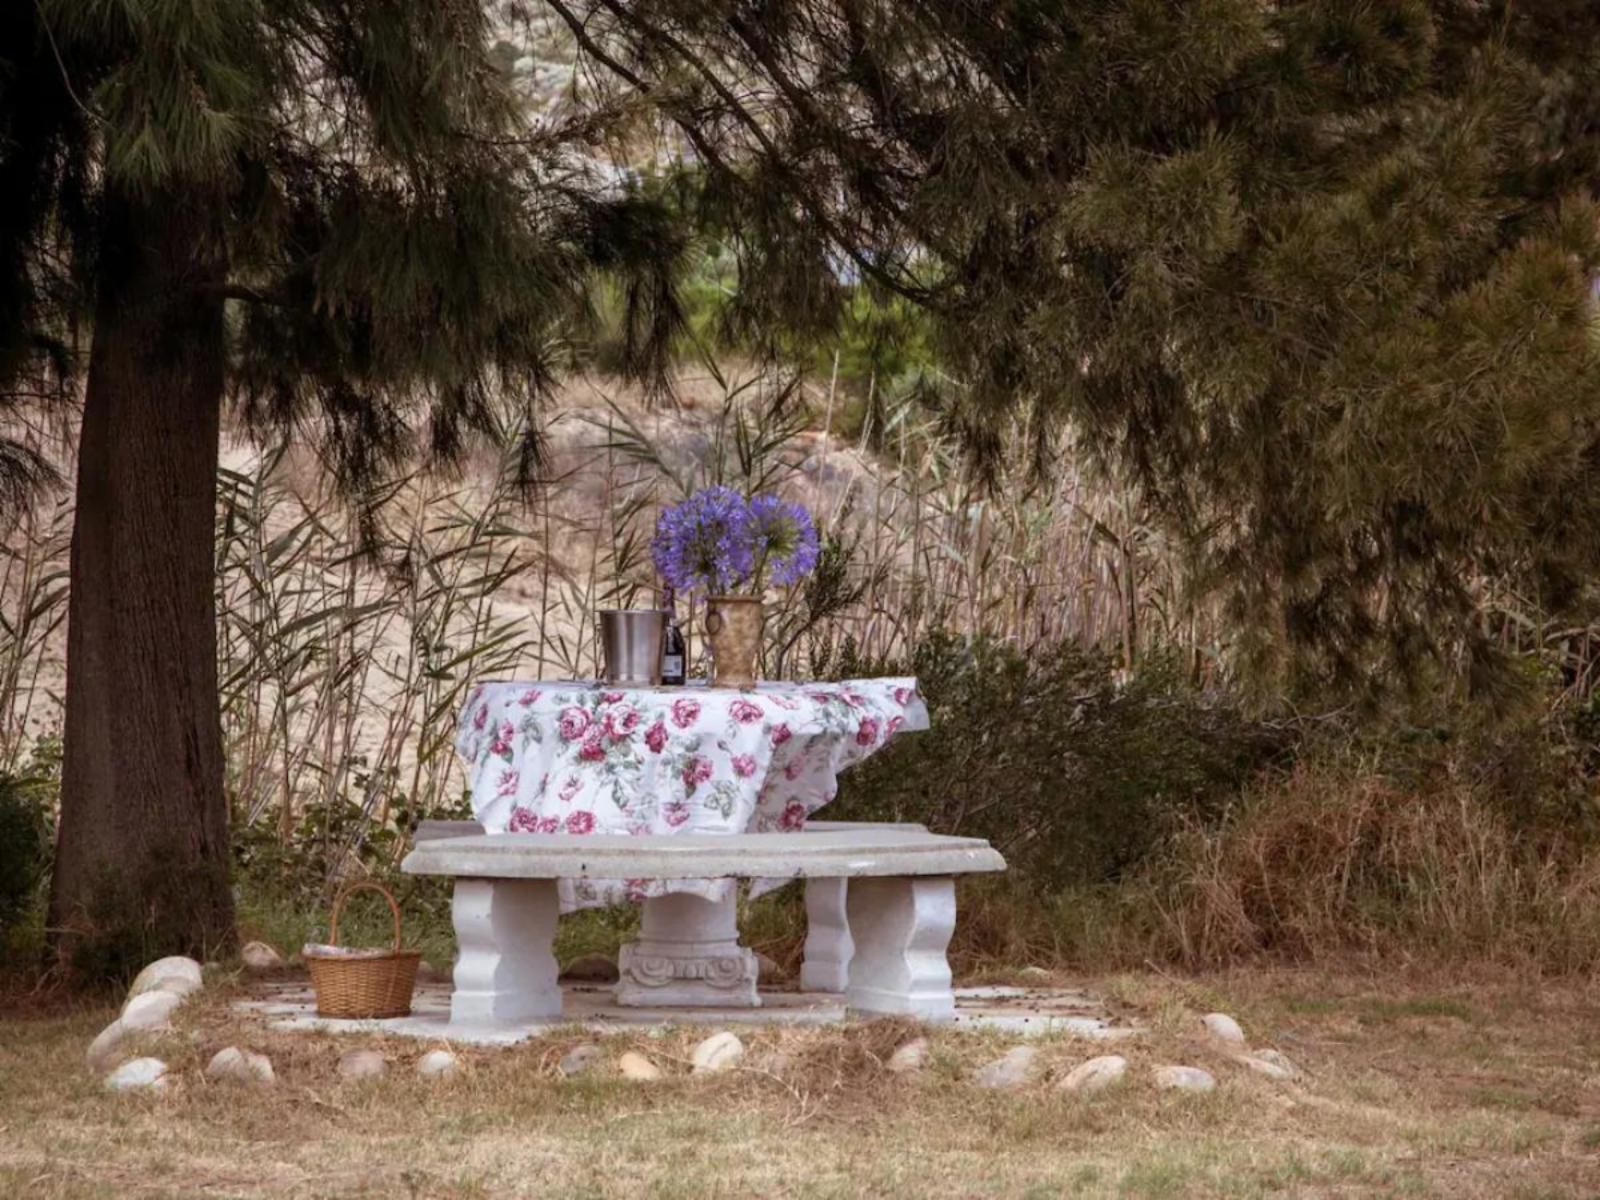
[231,792,475,965]
[828,633,1289,888]
[0,764,56,959]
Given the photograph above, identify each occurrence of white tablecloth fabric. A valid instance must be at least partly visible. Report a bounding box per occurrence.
[454,678,927,907]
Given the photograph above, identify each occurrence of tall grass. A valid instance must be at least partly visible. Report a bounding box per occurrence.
[9,357,1600,951]
[1132,761,1600,972]
[0,498,69,771]
[213,434,543,853]
[586,358,1193,677]
[2,364,1177,888]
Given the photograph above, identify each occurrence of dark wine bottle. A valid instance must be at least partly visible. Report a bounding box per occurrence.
[660,585,687,685]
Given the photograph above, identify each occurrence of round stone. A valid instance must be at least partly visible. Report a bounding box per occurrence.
[128,956,203,1000]
[86,1020,128,1073]
[105,1057,169,1092]
[886,1037,930,1075]
[1017,966,1053,984]
[690,1031,745,1074]
[1153,1064,1217,1092]
[559,953,619,983]
[240,942,284,971]
[121,989,183,1032]
[1201,1012,1246,1045]
[1238,1049,1297,1081]
[1057,1054,1128,1094]
[416,1049,459,1079]
[206,1046,275,1086]
[973,1045,1038,1090]
[617,1051,663,1081]
[558,1043,603,1078]
[337,1049,388,1080]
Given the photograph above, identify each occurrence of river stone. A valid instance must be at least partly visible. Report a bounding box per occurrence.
[337,1049,388,1080]
[558,1043,603,1078]
[559,953,619,983]
[121,989,184,1032]
[240,941,284,971]
[416,1049,459,1079]
[206,1046,275,1086]
[618,1051,663,1081]
[691,1031,745,1074]
[1017,966,1053,984]
[886,1037,930,1075]
[105,1057,169,1092]
[128,956,202,1000]
[1153,1064,1216,1092]
[86,1020,128,1073]
[1057,1054,1128,1094]
[128,972,201,1003]
[1201,1012,1246,1045]
[1238,1049,1297,1081]
[973,1045,1038,1090]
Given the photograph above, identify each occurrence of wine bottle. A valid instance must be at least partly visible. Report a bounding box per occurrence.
[660,585,687,686]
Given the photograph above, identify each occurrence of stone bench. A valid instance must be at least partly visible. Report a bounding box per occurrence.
[413,818,926,995]
[403,824,1004,1027]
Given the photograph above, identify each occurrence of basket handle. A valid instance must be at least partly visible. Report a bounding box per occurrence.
[327,881,404,953]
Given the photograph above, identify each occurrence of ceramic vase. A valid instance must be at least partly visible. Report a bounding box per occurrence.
[704,595,762,688]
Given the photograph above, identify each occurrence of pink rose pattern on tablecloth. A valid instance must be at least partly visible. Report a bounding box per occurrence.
[455,677,928,906]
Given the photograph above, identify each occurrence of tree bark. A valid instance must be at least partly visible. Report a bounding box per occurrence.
[47,190,234,975]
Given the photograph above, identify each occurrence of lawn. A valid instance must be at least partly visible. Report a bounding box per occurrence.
[1,968,1597,1198]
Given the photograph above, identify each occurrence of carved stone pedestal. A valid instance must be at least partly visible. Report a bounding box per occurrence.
[449,878,562,1026]
[616,892,760,1007]
[844,875,957,1020]
[799,878,851,993]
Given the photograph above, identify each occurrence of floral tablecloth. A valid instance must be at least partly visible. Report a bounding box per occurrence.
[455,678,927,906]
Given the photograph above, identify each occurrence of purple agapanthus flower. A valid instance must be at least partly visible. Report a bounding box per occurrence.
[747,494,820,587]
[651,487,820,597]
[651,485,757,595]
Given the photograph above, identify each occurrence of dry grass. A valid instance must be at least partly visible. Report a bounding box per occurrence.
[1136,764,1600,974]
[2,969,1598,1198]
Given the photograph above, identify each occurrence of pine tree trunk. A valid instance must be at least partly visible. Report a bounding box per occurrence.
[47,191,234,975]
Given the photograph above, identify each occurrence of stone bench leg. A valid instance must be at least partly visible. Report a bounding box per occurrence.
[845,876,956,1021]
[449,877,562,1026]
[800,878,851,993]
[617,891,759,1008]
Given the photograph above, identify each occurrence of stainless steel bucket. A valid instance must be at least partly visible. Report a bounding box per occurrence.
[597,609,667,685]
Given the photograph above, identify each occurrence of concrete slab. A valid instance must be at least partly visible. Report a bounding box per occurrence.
[233,980,1143,1043]
[402,828,1007,881]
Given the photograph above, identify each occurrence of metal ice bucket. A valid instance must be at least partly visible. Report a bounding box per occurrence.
[597,609,667,686]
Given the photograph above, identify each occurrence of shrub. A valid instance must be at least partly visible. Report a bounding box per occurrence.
[0,756,57,961]
[827,632,1289,888]
[1137,759,1600,971]
[232,792,469,966]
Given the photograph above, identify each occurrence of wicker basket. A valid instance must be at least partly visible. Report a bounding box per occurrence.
[305,881,421,1019]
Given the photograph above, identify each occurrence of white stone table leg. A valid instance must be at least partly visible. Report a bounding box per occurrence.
[800,877,851,993]
[844,875,957,1020]
[617,891,759,1007]
[449,878,562,1026]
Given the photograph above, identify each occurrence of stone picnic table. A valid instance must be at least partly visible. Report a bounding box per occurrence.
[455,677,929,905]
[448,676,934,1008]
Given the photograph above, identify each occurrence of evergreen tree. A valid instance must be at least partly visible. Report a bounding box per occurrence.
[0,0,678,972]
[555,0,1600,698]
